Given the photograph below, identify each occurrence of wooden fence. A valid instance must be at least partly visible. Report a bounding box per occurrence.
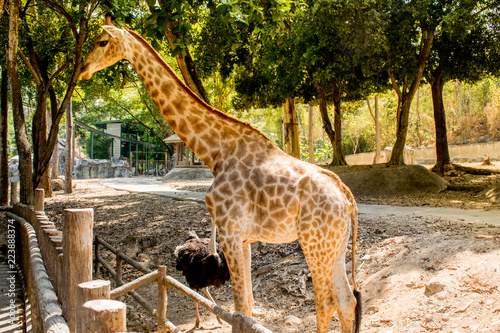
[7,186,273,333]
[95,236,273,333]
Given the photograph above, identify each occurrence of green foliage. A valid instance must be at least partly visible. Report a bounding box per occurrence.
[8,0,500,169]
[425,0,498,85]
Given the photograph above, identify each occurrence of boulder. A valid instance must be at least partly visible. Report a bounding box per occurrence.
[51,178,64,191]
[324,164,448,197]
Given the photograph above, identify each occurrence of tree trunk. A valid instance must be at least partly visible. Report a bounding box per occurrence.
[168,36,210,104]
[65,99,73,193]
[390,94,412,165]
[367,96,381,164]
[283,102,291,155]
[388,29,435,165]
[49,88,60,180]
[32,90,53,197]
[330,82,346,166]
[7,0,33,204]
[52,140,59,179]
[459,82,463,118]
[149,3,210,105]
[283,97,300,159]
[0,66,9,205]
[317,87,335,146]
[308,105,314,163]
[416,88,422,146]
[430,69,451,174]
[468,84,472,117]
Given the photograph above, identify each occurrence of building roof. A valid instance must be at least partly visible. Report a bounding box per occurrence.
[164,134,182,143]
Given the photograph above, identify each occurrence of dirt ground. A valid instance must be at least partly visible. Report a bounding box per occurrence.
[3,163,500,332]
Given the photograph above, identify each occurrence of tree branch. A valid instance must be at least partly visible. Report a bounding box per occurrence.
[366,97,375,121]
[85,88,171,150]
[17,49,42,86]
[387,68,401,99]
[132,82,166,129]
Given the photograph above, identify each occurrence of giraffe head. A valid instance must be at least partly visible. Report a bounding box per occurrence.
[78,16,129,80]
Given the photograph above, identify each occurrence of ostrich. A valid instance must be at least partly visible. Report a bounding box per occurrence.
[174,232,230,327]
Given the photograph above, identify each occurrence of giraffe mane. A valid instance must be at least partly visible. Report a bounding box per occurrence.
[123,27,275,145]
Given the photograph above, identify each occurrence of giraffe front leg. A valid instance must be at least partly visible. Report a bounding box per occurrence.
[243,243,254,315]
[220,235,252,317]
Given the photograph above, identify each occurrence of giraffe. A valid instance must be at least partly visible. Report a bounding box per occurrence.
[78,16,361,333]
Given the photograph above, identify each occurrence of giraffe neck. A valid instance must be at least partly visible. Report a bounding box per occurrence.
[123,29,263,173]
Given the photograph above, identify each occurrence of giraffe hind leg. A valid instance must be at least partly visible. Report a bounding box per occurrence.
[299,239,338,333]
[307,263,337,333]
[333,252,359,333]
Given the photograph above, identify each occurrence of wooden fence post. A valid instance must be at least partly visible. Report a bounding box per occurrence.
[62,208,94,333]
[80,299,126,333]
[34,188,44,212]
[232,312,244,333]
[116,250,123,301]
[157,265,167,333]
[116,250,123,285]
[10,182,18,205]
[76,280,111,333]
[94,236,101,278]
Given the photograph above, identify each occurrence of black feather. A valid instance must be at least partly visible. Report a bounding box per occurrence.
[174,238,230,290]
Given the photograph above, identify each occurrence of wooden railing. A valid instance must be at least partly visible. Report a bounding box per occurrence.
[95,236,273,333]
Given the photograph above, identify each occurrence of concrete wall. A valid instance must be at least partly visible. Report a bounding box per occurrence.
[346,141,500,165]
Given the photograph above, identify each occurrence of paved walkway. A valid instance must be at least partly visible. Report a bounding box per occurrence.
[101,177,500,226]
[101,177,207,203]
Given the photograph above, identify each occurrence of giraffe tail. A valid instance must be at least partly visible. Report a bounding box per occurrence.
[351,202,362,333]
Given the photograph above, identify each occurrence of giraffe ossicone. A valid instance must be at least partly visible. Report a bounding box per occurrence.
[78,17,362,333]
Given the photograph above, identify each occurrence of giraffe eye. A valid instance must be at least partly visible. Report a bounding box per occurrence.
[99,40,108,47]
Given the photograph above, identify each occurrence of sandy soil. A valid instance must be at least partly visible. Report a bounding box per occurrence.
[4,163,500,332]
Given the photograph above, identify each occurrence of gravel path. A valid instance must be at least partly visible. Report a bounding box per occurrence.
[101,177,500,225]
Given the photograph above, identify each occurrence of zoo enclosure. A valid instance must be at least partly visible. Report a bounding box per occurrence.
[8,186,273,332]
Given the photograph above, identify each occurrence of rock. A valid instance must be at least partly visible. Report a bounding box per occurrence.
[137,253,149,265]
[51,178,64,191]
[424,277,458,296]
[365,305,379,314]
[481,185,500,203]
[74,158,131,179]
[256,265,273,276]
[124,234,139,259]
[361,254,371,261]
[425,282,444,295]
[285,315,301,326]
